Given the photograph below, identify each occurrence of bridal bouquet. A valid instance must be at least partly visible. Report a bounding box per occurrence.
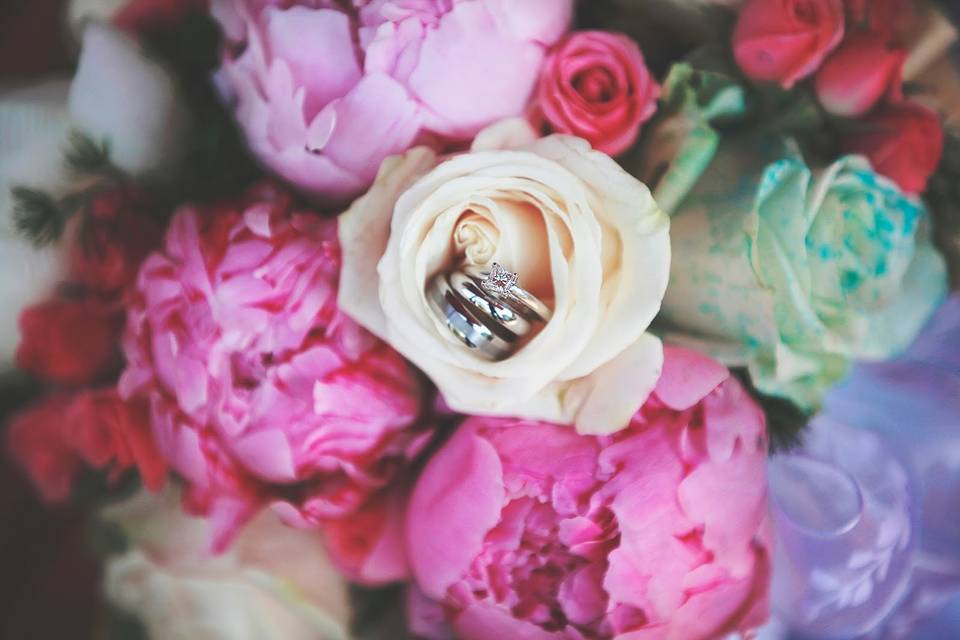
[2,0,959,638]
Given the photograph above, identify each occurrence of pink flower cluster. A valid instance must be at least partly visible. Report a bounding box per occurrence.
[732,0,942,194]
[212,0,574,205]
[119,183,432,550]
[406,348,772,639]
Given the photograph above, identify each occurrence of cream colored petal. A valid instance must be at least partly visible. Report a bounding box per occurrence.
[566,332,664,435]
[337,146,438,338]
[530,135,672,380]
[470,117,540,152]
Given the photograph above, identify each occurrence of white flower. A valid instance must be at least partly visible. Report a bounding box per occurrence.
[0,21,192,370]
[69,22,192,177]
[102,489,352,640]
[0,82,72,369]
[339,119,671,435]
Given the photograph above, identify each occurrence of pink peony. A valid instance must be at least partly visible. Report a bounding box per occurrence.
[120,183,432,550]
[733,0,845,89]
[210,0,574,205]
[532,30,659,157]
[406,347,772,640]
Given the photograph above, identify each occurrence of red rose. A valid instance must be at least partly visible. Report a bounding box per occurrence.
[6,396,84,502]
[16,295,125,386]
[65,389,167,491]
[815,32,905,117]
[69,188,160,294]
[532,31,660,157]
[841,101,944,194]
[844,0,909,38]
[6,390,167,503]
[113,0,208,35]
[733,0,845,88]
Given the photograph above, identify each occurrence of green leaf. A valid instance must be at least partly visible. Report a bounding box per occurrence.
[11,185,67,247]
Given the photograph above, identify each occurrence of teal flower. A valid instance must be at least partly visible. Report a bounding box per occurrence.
[640,65,948,410]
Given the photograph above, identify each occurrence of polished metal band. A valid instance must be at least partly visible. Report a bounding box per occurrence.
[427,272,518,360]
[427,264,553,361]
[463,264,552,323]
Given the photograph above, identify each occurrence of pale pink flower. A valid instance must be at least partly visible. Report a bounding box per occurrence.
[407,347,772,639]
[211,0,574,205]
[120,183,431,550]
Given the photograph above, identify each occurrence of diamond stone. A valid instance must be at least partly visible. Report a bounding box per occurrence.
[480,262,519,296]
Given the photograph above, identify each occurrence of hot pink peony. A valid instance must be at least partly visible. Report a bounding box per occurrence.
[210,0,574,205]
[120,183,432,550]
[406,347,772,640]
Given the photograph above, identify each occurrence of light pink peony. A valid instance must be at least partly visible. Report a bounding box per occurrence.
[211,0,574,205]
[120,183,432,550]
[406,347,772,640]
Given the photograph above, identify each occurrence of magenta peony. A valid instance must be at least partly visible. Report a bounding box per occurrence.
[211,0,574,205]
[532,30,659,157]
[120,183,432,550]
[406,347,772,639]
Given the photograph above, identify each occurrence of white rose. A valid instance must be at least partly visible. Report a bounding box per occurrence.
[102,489,352,640]
[69,22,192,177]
[0,22,192,369]
[0,82,72,369]
[339,120,670,435]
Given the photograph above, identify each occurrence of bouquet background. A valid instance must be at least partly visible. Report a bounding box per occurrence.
[1,0,959,638]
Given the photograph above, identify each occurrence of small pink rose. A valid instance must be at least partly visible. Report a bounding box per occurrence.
[533,30,659,157]
[733,0,845,89]
[815,31,905,117]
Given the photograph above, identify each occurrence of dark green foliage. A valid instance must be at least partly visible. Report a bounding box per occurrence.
[731,368,809,453]
[925,129,960,287]
[63,130,113,178]
[11,186,66,247]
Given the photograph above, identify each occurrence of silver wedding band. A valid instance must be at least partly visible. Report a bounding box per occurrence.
[427,264,552,361]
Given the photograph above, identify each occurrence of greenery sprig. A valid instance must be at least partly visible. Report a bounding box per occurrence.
[11,130,127,248]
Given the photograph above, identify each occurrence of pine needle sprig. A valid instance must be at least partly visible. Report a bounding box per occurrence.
[10,130,130,249]
[11,186,67,247]
[63,130,113,178]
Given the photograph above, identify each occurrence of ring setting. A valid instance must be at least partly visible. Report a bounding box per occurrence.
[427,262,552,361]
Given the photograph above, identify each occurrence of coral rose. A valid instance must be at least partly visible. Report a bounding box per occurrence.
[16,294,125,386]
[120,183,431,550]
[532,30,660,157]
[211,0,574,205]
[841,101,944,195]
[406,347,772,639]
[338,120,670,436]
[733,0,845,88]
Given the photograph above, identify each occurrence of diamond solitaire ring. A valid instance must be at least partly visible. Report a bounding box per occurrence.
[426,263,553,361]
[468,263,552,323]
